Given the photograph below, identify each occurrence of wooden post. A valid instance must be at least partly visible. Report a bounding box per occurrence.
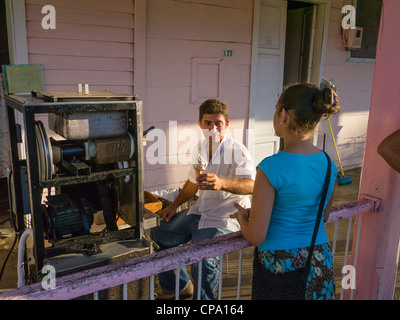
[346,0,400,300]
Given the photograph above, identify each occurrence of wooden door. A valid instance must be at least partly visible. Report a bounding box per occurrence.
[249,0,287,166]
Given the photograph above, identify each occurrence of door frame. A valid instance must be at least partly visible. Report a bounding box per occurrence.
[4,0,29,161]
[5,0,29,65]
[248,0,332,151]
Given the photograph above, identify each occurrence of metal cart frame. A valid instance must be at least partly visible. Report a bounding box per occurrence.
[5,92,145,283]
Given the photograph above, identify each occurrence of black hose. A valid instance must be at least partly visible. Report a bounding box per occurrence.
[143,126,155,137]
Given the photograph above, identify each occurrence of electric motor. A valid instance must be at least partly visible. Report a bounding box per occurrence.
[42,194,94,241]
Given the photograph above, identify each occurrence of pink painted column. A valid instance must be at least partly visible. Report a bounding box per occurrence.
[346,0,400,300]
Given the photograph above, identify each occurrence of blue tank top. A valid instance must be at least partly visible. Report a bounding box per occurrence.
[257,151,337,251]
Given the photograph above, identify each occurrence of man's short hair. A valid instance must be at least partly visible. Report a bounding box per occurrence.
[199,99,229,122]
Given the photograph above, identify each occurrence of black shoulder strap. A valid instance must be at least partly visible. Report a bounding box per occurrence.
[305,151,331,270]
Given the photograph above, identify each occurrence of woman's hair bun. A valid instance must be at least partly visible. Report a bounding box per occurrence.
[313,87,341,118]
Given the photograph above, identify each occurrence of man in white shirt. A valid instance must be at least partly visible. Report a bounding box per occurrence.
[151,99,255,300]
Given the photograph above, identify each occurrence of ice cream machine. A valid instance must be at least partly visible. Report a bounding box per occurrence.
[5,90,147,285]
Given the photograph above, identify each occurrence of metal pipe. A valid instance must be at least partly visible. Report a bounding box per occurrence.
[197,261,202,300]
[150,275,155,300]
[218,255,223,300]
[340,216,353,300]
[17,228,33,288]
[350,214,363,300]
[123,283,128,300]
[175,268,180,300]
[237,249,243,300]
[332,221,339,261]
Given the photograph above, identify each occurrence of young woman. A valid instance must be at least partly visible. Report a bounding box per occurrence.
[231,83,341,300]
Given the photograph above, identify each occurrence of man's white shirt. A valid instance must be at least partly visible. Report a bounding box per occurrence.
[187,135,255,232]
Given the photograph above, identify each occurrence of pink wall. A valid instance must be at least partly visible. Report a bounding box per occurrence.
[141,0,254,191]
[25,0,134,94]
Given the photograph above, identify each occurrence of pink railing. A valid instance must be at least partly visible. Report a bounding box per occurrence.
[0,197,380,300]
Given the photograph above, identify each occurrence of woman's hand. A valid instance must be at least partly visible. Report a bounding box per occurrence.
[230,169,274,247]
[230,203,250,222]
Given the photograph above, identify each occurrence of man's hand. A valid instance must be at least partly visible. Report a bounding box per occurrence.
[196,173,223,190]
[162,204,178,222]
[196,173,254,195]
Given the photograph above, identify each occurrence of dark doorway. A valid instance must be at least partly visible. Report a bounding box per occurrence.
[0,0,10,68]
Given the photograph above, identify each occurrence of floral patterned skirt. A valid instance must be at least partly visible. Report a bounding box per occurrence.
[257,243,335,300]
